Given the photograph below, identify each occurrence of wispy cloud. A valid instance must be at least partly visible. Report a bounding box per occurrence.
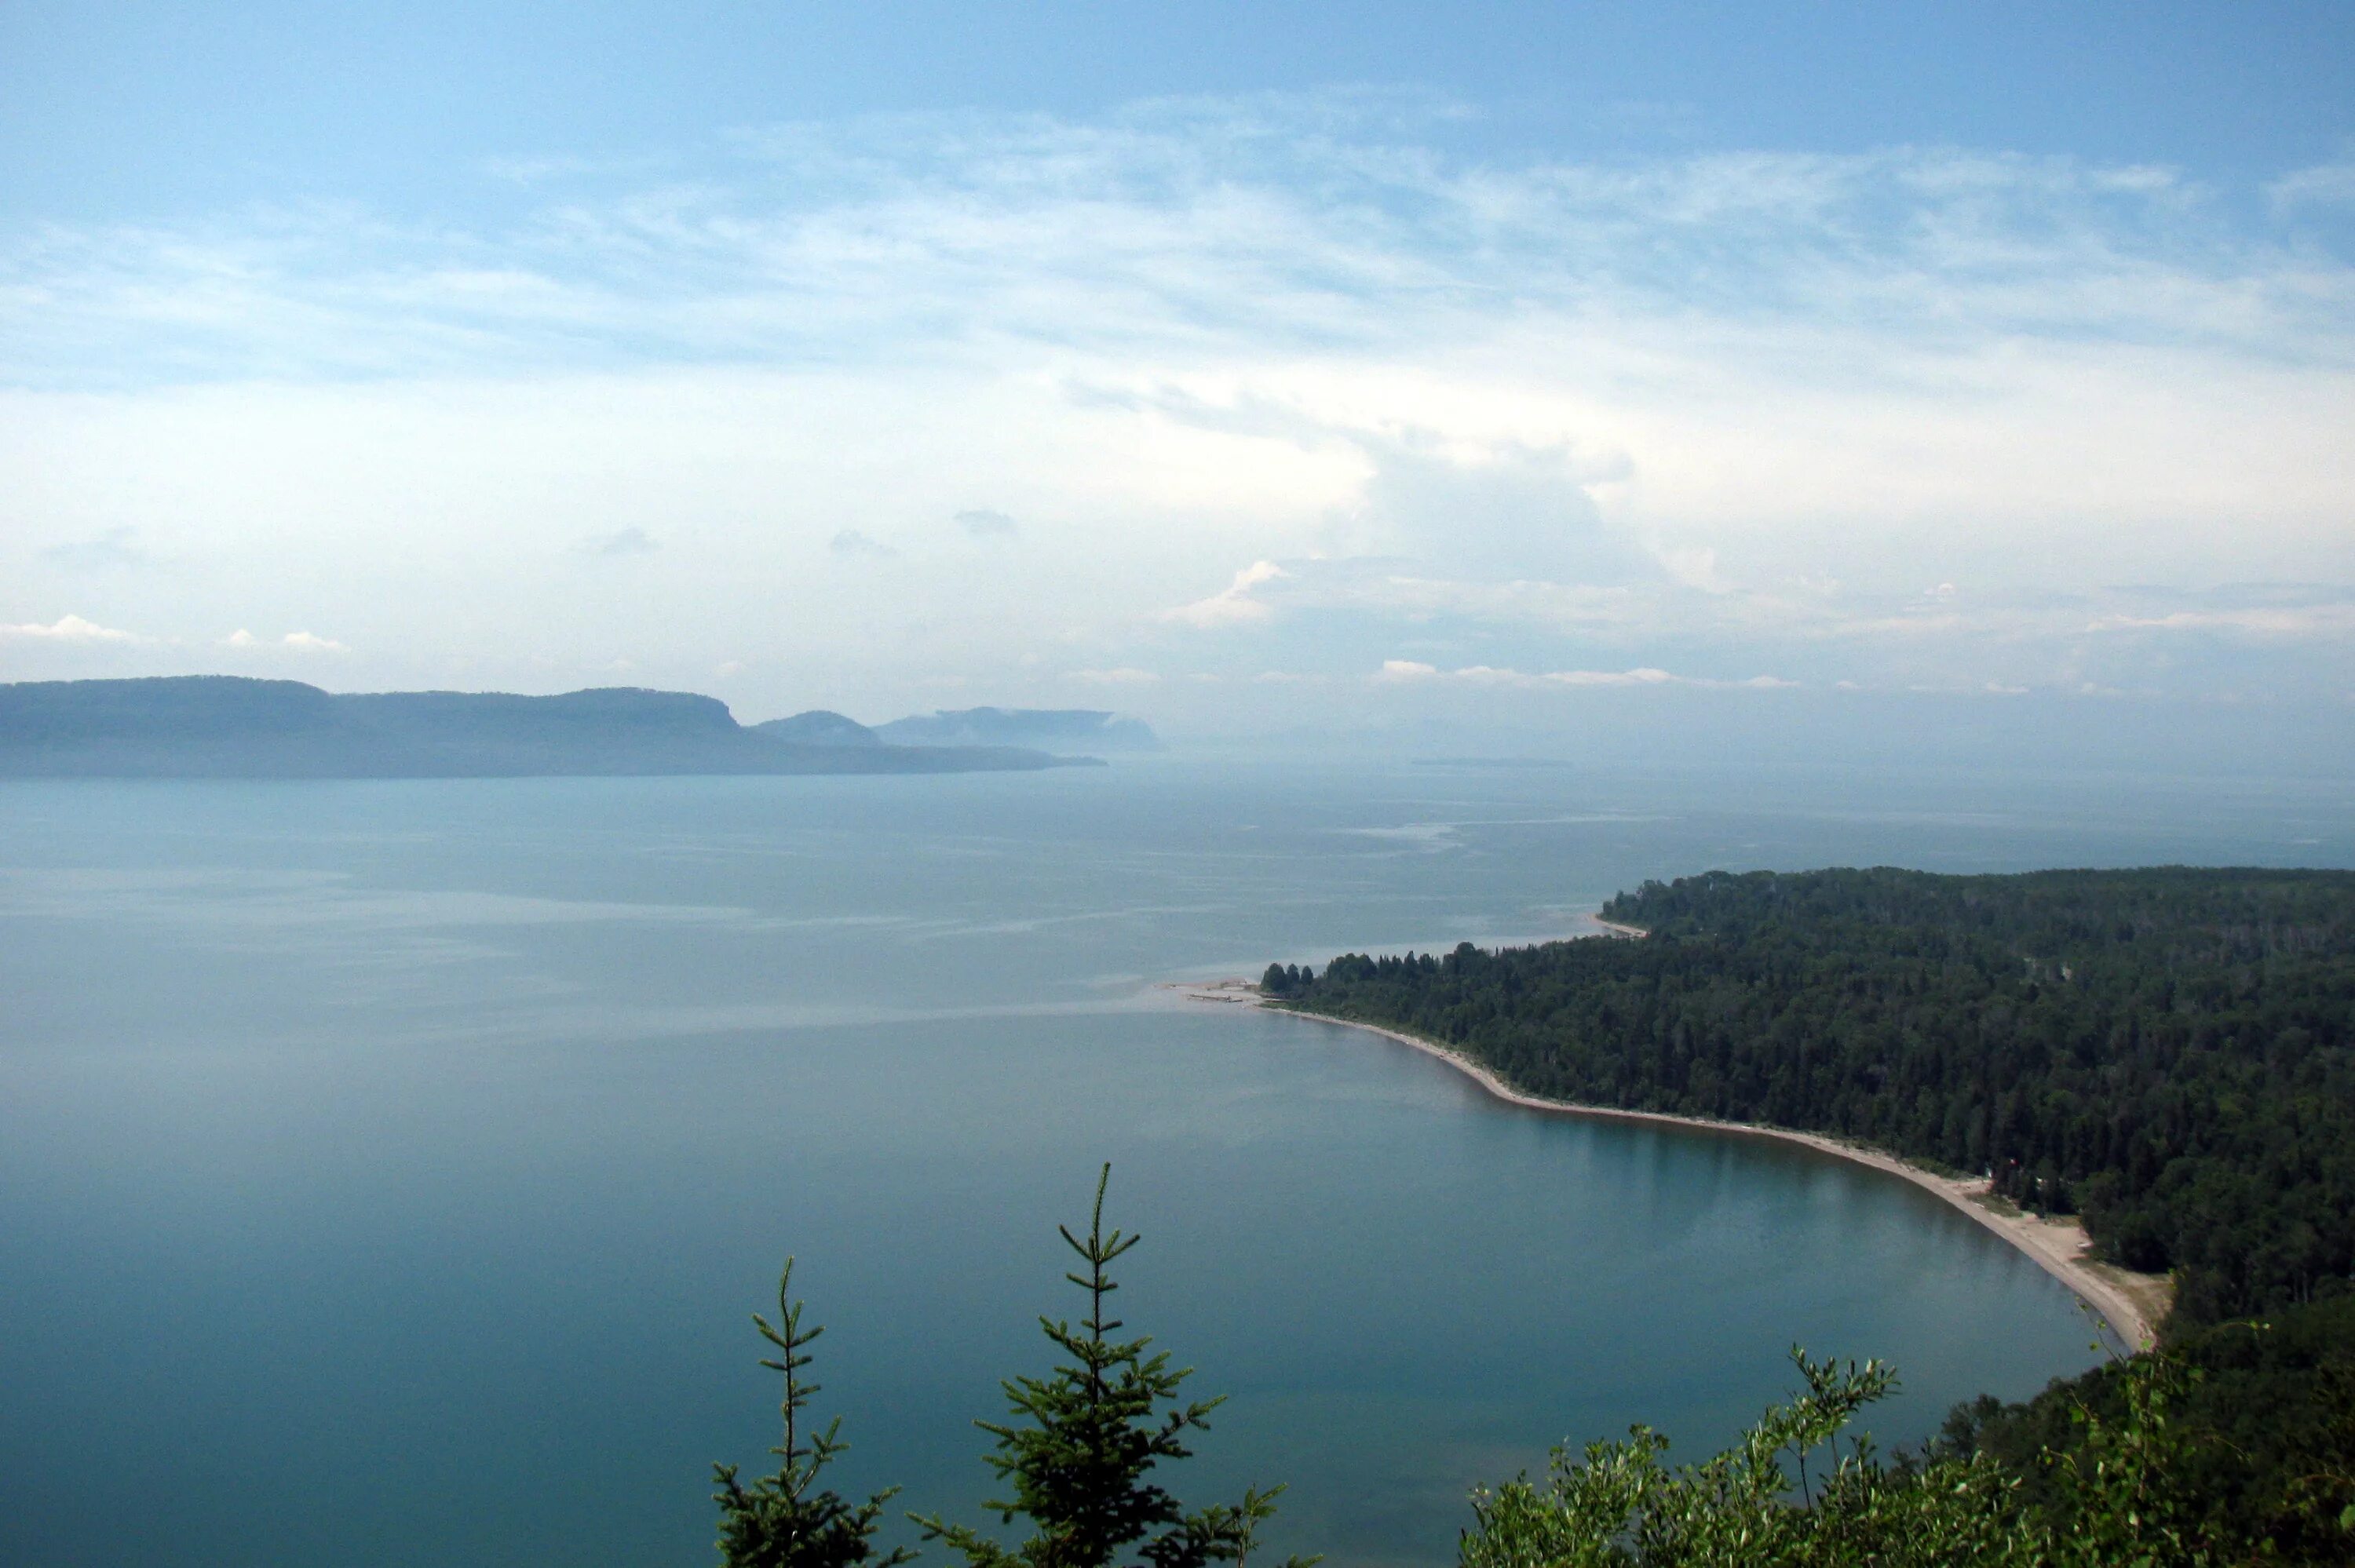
[2086,606,2355,637]
[2,96,2350,721]
[1377,660,1795,690]
[2269,157,2355,211]
[7,100,2349,388]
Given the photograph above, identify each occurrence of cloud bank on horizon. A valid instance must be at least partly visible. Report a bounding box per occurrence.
[2,60,2352,745]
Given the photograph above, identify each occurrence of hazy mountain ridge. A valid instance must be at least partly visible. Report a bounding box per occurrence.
[0,677,1101,777]
[874,706,1161,752]
[751,709,883,746]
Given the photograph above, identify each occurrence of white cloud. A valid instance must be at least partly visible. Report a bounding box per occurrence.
[2269,159,2355,211]
[1331,439,1645,583]
[2084,606,2355,637]
[1165,560,1287,627]
[1377,662,1796,691]
[221,628,349,652]
[1658,547,1728,593]
[1067,666,1159,684]
[1524,666,1675,687]
[13,108,2350,431]
[2,613,145,643]
[1,98,2350,721]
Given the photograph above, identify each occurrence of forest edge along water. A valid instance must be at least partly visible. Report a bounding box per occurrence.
[1167,917,2171,1352]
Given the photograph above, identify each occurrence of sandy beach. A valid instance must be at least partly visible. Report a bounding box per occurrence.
[1168,976,2167,1351]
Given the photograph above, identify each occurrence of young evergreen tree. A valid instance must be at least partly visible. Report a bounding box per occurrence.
[911,1165,1312,1568]
[714,1259,915,1568]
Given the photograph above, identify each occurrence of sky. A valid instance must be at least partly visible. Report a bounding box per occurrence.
[3,2,2353,763]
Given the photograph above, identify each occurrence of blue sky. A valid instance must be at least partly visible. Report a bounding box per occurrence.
[7,2,2353,214]
[3,3,2352,758]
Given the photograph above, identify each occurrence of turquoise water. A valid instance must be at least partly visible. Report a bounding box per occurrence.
[4,760,2350,1566]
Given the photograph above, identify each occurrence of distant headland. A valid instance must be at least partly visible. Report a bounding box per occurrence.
[0,676,1157,779]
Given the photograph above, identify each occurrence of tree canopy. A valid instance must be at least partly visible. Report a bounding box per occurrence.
[1274,866,2355,1327]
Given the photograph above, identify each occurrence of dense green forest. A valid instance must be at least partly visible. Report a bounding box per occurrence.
[1937,1295,2355,1563]
[1263,866,2355,1329]
[1247,866,2355,1562]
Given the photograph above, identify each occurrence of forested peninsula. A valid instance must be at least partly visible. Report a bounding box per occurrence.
[1253,865,2355,1560]
[1265,866,2353,1329]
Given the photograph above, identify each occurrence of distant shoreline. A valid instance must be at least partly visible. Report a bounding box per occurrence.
[0,676,1139,779]
[1170,972,2166,1350]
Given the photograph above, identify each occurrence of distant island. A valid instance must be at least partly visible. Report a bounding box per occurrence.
[0,676,1150,778]
[872,706,1163,752]
[751,704,1162,753]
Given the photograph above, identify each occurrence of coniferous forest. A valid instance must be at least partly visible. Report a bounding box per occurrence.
[1236,866,2355,1563]
[1264,866,2355,1329]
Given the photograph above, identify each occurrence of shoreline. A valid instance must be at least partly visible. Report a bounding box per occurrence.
[1168,977,2166,1351]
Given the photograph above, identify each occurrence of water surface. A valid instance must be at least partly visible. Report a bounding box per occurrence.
[5,760,2348,1565]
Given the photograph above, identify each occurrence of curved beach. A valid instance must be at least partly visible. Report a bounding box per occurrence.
[1171,976,2167,1350]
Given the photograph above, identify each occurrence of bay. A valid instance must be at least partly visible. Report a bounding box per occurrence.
[4,759,2350,1566]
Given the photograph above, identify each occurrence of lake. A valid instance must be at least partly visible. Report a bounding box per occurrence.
[5,758,2350,1565]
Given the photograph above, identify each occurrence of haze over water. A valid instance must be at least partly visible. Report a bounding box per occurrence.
[5,760,2351,1566]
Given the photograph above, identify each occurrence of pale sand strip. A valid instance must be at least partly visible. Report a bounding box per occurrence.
[1166,977,2167,1350]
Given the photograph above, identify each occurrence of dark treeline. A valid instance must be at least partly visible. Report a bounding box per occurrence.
[1936,1294,2355,1563]
[1266,866,2355,1329]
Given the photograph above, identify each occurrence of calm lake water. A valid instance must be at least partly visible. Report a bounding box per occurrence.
[5,759,2351,1566]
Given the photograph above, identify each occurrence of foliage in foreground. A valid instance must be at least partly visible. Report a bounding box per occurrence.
[1461,1347,2247,1568]
[1939,1296,2355,1565]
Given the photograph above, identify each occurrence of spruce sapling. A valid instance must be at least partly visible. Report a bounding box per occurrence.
[912,1165,1313,1568]
[714,1259,915,1567]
